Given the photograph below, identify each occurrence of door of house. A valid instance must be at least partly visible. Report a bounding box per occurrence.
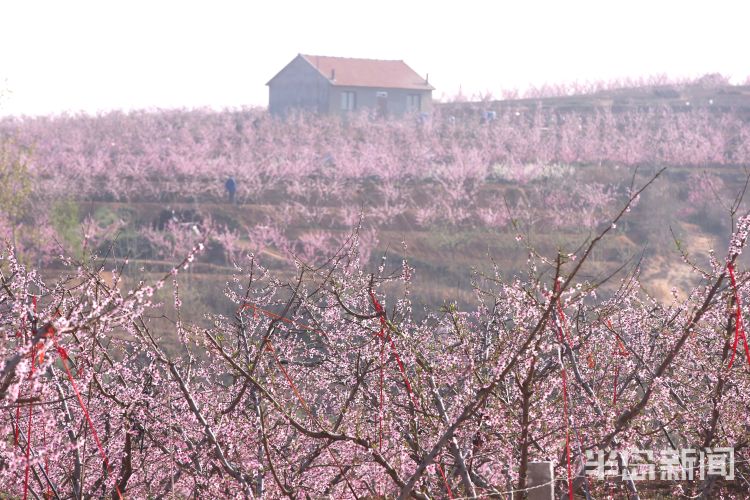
[376,91,388,118]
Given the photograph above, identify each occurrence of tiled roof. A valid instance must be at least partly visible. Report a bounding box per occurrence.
[299,54,434,90]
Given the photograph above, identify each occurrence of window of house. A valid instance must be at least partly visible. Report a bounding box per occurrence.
[407,94,422,112]
[340,91,356,111]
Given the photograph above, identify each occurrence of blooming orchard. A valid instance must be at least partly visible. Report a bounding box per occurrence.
[1,105,748,266]
[0,167,749,498]
[0,97,749,497]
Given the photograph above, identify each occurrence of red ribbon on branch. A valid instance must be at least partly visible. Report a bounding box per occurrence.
[368,290,453,498]
[42,322,123,500]
[368,291,419,410]
[14,315,27,446]
[22,344,36,500]
[435,459,455,500]
[552,280,574,500]
[265,340,361,496]
[238,302,328,339]
[240,293,452,497]
[607,320,629,406]
[21,296,38,500]
[726,262,750,370]
[370,290,388,454]
[265,341,313,417]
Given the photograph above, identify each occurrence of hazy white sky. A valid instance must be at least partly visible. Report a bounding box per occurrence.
[1,0,748,116]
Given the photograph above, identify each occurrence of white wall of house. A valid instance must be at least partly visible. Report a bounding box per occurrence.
[268,56,330,115]
[327,86,433,116]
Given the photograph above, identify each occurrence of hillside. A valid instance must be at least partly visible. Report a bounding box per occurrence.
[1,94,748,324]
[440,80,750,120]
[2,83,750,499]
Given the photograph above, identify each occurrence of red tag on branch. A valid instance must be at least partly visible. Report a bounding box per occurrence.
[553,280,573,344]
[727,262,750,370]
[551,280,574,500]
[237,302,326,337]
[606,320,628,406]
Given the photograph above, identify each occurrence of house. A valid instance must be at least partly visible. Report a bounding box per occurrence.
[267,54,434,117]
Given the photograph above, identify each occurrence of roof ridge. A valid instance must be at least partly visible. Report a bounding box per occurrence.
[271,54,434,91]
[301,54,406,63]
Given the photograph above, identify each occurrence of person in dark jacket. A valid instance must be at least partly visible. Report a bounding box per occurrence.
[225,177,237,204]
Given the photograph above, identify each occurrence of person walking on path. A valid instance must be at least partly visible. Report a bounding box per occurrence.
[225,177,237,204]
